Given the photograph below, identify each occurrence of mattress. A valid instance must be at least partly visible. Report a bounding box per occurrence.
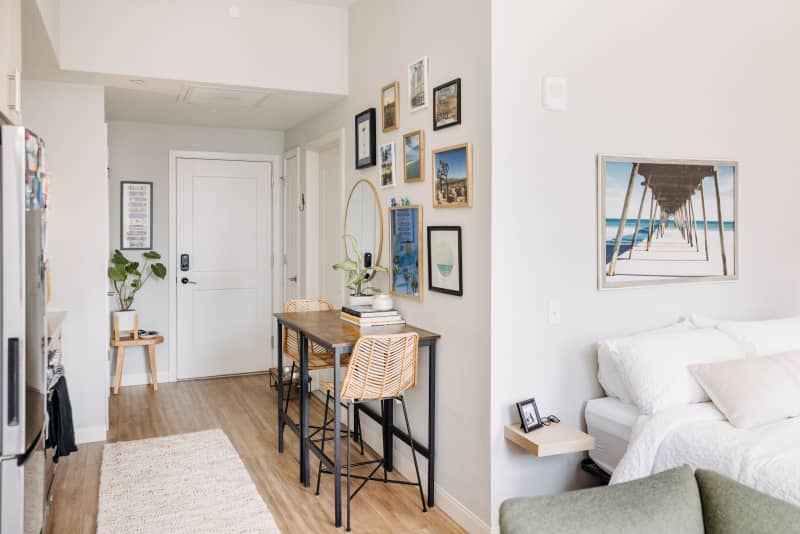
[585,397,641,474]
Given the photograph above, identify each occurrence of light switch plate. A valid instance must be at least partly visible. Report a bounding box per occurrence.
[542,76,567,111]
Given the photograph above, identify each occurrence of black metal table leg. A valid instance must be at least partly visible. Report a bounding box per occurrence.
[333,347,342,527]
[427,341,437,507]
[277,320,284,453]
[300,333,310,487]
[382,399,394,472]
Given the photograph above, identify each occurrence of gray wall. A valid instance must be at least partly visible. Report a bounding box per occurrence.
[285,0,492,528]
[107,121,284,382]
[491,0,800,527]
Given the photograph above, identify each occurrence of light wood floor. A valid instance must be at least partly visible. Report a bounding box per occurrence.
[47,374,464,533]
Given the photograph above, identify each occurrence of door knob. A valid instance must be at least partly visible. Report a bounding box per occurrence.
[181,277,197,285]
[288,276,298,282]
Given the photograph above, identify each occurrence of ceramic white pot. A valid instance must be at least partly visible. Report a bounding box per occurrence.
[113,310,137,333]
[348,295,375,307]
[372,294,394,311]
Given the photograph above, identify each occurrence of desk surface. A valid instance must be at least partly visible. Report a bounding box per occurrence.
[275,310,440,349]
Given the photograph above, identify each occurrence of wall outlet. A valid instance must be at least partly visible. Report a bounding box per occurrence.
[548,299,561,325]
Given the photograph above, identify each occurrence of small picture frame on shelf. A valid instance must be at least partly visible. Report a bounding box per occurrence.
[516,397,542,433]
[355,108,377,169]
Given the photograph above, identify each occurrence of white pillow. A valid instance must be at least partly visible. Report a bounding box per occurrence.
[716,315,800,358]
[597,320,693,404]
[611,328,746,414]
[690,351,800,428]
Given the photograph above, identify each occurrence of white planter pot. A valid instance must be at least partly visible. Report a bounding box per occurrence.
[113,310,137,333]
[372,294,394,311]
[348,295,375,307]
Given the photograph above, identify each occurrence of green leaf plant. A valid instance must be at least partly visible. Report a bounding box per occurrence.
[332,235,388,297]
[108,249,167,311]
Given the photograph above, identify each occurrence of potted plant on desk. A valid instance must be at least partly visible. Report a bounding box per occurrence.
[333,235,388,307]
[108,249,167,332]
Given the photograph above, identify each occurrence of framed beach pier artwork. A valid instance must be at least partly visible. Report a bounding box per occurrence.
[598,155,738,289]
[390,205,423,299]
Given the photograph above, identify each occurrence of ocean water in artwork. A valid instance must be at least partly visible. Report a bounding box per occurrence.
[602,160,737,284]
[391,208,420,296]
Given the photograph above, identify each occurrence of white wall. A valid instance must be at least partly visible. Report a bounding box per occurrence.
[52,0,348,95]
[490,0,800,527]
[23,80,108,443]
[107,121,284,384]
[286,0,492,529]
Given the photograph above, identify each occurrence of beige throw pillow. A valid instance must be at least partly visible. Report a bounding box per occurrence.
[690,351,800,429]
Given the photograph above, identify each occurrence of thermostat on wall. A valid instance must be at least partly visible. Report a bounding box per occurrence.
[542,76,567,111]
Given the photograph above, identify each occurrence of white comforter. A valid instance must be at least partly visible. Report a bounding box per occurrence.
[611,402,800,506]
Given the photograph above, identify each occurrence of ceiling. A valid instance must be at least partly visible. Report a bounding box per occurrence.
[21,0,346,131]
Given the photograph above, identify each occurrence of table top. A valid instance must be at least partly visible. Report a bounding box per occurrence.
[504,422,595,457]
[275,310,440,349]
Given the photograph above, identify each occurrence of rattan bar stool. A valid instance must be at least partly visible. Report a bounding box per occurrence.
[315,332,426,532]
[282,297,363,448]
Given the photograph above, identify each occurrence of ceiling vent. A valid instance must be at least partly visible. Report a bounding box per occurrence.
[178,85,277,107]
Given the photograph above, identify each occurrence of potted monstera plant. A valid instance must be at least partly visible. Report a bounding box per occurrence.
[108,249,167,331]
[333,235,387,306]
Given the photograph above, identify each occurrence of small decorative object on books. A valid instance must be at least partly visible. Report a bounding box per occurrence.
[433,78,461,130]
[340,305,405,328]
[332,235,388,306]
[433,143,472,208]
[120,181,153,250]
[381,81,399,132]
[427,226,463,296]
[403,130,425,183]
[408,56,429,112]
[599,155,738,289]
[516,397,543,433]
[355,108,377,169]
[380,142,395,188]
[390,205,423,300]
[108,249,167,332]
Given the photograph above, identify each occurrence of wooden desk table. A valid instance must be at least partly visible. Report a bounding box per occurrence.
[274,310,440,528]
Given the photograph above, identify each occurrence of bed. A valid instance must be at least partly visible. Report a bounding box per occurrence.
[584,397,639,474]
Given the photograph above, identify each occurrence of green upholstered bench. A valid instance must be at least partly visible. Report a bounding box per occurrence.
[499,466,800,534]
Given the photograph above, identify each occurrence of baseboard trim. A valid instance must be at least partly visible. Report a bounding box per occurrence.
[75,425,107,444]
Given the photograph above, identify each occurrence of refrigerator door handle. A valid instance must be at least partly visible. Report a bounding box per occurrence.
[7,338,19,426]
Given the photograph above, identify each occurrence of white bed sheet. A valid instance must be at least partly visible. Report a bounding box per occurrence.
[585,397,640,474]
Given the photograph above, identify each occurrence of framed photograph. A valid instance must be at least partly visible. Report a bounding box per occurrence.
[355,108,377,169]
[408,56,429,112]
[381,81,399,132]
[120,181,153,250]
[599,155,739,289]
[516,398,542,433]
[433,78,461,130]
[427,226,462,296]
[379,142,395,188]
[432,143,472,208]
[402,130,425,183]
[390,205,423,300]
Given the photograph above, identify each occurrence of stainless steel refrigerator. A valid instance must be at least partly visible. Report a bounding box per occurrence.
[0,126,47,534]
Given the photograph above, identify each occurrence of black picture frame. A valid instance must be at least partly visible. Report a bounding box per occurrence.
[516,397,543,433]
[427,226,463,296]
[433,78,462,131]
[355,108,377,169]
[120,180,153,250]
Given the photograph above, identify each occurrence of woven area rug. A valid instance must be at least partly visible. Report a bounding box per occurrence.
[97,429,280,533]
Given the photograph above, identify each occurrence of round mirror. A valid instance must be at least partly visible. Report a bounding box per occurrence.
[344,179,383,280]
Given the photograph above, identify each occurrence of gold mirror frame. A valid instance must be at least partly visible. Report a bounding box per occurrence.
[344,179,384,281]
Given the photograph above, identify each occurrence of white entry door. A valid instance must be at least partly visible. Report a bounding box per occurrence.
[283,149,301,300]
[176,157,271,379]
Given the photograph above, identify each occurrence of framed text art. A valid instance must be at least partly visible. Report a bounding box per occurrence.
[390,205,423,300]
[355,108,377,169]
[120,181,153,250]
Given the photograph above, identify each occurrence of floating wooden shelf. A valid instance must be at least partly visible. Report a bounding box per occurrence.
[504,422,595,457]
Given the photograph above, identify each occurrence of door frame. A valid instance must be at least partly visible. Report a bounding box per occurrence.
[282,147,302,299]
[167,150,282,382]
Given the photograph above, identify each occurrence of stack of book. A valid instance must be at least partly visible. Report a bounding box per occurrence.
[340,305,405,327]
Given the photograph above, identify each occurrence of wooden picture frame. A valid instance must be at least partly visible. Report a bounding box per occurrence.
[408,56,429,112]
[381,81,399,132]
[516,397,543,433]
[432,142,472,208]
[355,108,377,169]
[120,180,153,250]
[390,205,423,300]
[402,130,425,183]
[433,78,461,130]
[427,226,462,296]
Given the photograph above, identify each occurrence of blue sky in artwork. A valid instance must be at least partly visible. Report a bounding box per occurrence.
[405,135,419,161]
[436,147,467,180]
